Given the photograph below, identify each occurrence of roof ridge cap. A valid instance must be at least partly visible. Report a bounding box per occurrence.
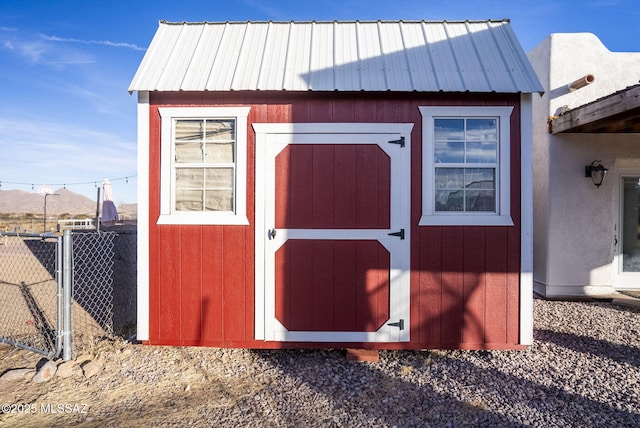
[158,19,511,26]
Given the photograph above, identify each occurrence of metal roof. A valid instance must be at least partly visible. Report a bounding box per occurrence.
[129,20,543,93]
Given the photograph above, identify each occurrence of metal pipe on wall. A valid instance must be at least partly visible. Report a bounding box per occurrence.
[568,74,595,91]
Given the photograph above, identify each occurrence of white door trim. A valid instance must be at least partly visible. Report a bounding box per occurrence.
[253,123,413,342]
[614,170,640,289]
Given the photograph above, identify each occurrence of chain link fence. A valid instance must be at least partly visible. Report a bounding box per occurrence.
[71,232,116,349]
[0,233,60,358]
[0,230,137,359]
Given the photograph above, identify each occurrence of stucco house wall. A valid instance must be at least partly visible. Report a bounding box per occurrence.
[528,33,640,296]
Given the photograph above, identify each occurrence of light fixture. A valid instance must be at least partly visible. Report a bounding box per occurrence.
[585,160,608,187]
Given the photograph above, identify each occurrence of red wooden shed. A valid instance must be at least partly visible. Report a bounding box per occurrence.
[129,20,543,350]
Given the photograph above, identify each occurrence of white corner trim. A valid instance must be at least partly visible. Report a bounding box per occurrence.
[136,91,150,341]
[520,94,534,346]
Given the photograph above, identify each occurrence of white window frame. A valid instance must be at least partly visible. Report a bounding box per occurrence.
[157,107,250,225]
[419,106,514,226]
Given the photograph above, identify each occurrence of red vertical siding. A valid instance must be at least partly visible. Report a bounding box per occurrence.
[462,227,486,345]
[416,226,442,345]
[180,227,202,342]
[221,226,248,341]
[485,227,508,344]
[440,226,464,346]
[146,91,523,349]
[158,225,181,341]
[148,111,161,343]
[201,227,223,342]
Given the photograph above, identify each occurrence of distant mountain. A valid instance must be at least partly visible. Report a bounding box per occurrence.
[0,188,136,217]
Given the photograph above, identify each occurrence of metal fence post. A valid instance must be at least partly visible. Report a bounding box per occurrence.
[56,236,63,359]
[62,230,73,361]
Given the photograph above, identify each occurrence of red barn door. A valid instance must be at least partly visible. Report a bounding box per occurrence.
[254,123,412,342]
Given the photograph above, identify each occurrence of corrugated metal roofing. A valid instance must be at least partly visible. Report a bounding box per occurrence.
[129,20,543,93]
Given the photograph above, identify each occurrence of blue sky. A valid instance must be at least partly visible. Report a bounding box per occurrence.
[0,0,638,204]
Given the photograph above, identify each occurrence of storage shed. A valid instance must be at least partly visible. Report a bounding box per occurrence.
[129,20,543,350]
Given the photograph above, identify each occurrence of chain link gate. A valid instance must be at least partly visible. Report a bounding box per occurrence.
[0,232,61,358]
[0,230,119,360]
[70,231,116,352]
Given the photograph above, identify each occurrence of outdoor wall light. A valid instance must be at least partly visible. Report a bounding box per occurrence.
[585,160,608,187]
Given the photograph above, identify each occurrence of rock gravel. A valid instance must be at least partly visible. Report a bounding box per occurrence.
[1,297,639,427]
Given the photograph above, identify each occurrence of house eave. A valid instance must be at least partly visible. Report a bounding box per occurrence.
[549,84,640,134]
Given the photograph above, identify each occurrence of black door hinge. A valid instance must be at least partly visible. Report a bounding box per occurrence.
[388,136,405,147]
[387,319,405,330]
[388,229,405,240]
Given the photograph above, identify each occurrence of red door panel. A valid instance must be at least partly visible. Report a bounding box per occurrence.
[274,240,390,332]
[275,144,390,229]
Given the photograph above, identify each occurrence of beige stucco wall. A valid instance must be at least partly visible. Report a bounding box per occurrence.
[528,33,640,296]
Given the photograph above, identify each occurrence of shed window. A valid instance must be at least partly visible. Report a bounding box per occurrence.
[158,107,250,225]
[419,106,514,226]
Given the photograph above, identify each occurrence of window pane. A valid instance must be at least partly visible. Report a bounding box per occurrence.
[435,168,464,190]
[176,168,204,188]
[465,190,495,212]
[434,168,496,213]
[435,141,464,163]
[435,168,464,212]
[174,168,234,212]
[464,168,495,189]
[205,120,235,141]
[466,118,497,141]
[434,119,464,141]
[205,142,234,162]
[465,168,496,212]
[205,189,233,211]
[172,118,238,213]
[205,168,234,189]
[436,189,464,211]
[175,169,203,211]
[175,142,203,163]
[176,189,203,211]
[466,141,497,163]
[175,120,203,141]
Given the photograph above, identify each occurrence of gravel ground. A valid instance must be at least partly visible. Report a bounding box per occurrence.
[1,297,639,427]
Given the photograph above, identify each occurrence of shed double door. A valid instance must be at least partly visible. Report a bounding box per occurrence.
[254,123,412,342]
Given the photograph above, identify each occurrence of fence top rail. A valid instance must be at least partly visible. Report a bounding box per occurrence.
[0,231,57,239]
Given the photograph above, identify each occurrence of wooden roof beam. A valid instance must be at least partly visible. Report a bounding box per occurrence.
[550,85,640,134]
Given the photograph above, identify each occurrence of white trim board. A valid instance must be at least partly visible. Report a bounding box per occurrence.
[136,91,150,341]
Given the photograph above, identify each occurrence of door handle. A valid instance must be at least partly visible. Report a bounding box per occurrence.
[268,228,277,240]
